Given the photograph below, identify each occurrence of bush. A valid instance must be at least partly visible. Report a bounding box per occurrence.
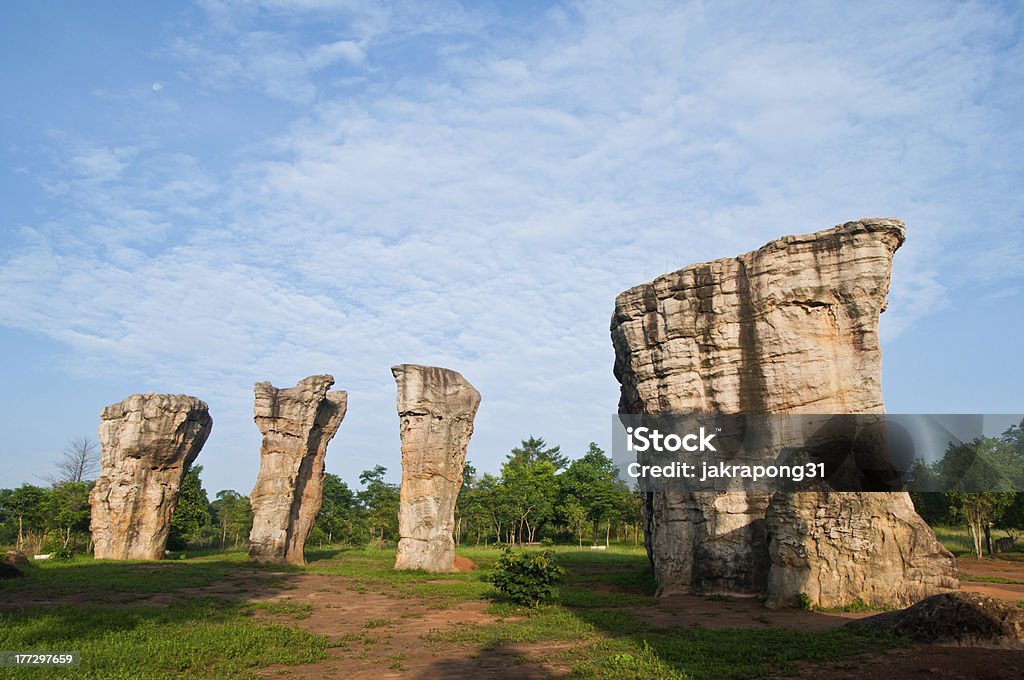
[488,548,563,607]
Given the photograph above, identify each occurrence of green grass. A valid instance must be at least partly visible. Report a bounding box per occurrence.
[0,551,284,598]
[958,574,1024,585]
[428,600,902,680]
[249,600,314,620]
[0,598,330,679]
[931,525,1019,558]
[0,542,908,679]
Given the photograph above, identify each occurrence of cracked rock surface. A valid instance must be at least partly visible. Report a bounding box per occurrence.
[392,364,480,572]
[611,218,957,606]
[248,375,347,566]
[90,393,212,561]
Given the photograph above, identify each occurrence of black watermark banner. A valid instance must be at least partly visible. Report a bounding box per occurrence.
[611,414,1024,493]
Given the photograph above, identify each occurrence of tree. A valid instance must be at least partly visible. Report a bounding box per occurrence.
[620,483,646,547]
[455,462,484,546]
[508,436,569,471]
[358,465,399,547]
[995,493,1024,544]
[169,466,212,550]
[1,484,48,552]
[44,481,92,555]
[501,457,559,544]
[561,498,588,547]
[314,473,362,545]
[928,436,1021,557]
[948,492,1014,558]
[477,473,514,544]
[1000,417,1024,455]
[56,436,100,483]
[560,443,626,545]
[210,490,253,548]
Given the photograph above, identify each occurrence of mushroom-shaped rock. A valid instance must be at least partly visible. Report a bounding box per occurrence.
[89,393,212,561]
[610,218,957,607]
[392,364,480,572]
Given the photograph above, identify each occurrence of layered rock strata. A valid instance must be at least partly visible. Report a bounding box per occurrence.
[248,375,347,565]
[90,394,212,560]
[610,218,957,605]
[392,364,480,572]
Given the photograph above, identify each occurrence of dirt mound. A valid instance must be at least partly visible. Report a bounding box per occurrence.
[0,562,25,579]
[847,592,1024,648]
[453,555,478,572]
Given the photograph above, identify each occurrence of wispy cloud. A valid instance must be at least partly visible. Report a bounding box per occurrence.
[2,0,1022,492]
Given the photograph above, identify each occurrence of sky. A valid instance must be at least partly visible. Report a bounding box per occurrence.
[1,0,1022,496]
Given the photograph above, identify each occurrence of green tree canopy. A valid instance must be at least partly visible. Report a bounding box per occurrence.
[169,465,212,550]
[508,436,569,471]
[358,465,399,546]
[314,473,362,545]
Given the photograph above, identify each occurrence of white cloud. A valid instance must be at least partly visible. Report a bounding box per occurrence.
[2,0,1023,492]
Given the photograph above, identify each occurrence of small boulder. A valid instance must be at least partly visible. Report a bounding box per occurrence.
[5,550,31,568]
[846,592,1024,648]
[453,555,478,572]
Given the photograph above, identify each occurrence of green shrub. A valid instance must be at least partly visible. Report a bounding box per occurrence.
[488,548,563,607]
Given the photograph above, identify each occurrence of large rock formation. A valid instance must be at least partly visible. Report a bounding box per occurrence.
[90,394,212,560]
[611,218,957,605]
[393,364,480,572]
[248,375,347,566]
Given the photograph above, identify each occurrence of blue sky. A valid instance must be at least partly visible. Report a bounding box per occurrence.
[1,0,1022,496]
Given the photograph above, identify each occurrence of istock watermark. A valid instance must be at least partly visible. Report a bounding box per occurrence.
[624,426,718,452]
[612,413,1024,493]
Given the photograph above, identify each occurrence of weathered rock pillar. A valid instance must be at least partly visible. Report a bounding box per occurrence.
[393,364,480,572]
[90,393,212,560]
[611,218,958,605]
[248,375,347,565]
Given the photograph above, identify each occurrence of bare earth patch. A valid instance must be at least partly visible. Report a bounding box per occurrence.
[250,573,563,679]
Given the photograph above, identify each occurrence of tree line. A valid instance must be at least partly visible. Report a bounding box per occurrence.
[3,424,1023,558]
[0,435,640,554]
[910,417,1024,558]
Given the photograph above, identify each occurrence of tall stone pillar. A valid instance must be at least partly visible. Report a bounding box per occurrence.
[90,393,212,560]
[248,375,347,566]
[392,364,480,572]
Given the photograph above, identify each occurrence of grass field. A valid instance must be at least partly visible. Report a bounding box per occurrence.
[932,525,1021,558]
[0,544,910,679]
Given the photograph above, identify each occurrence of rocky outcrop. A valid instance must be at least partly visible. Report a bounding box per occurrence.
[611,218,957,605]
[248,375,347,566]
[764,490,959,608]
[847,592,1024,648]
[89,394,212,561]
[392,364,480,572]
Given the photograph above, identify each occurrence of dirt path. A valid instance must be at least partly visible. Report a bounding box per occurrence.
[250,574,567,679]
